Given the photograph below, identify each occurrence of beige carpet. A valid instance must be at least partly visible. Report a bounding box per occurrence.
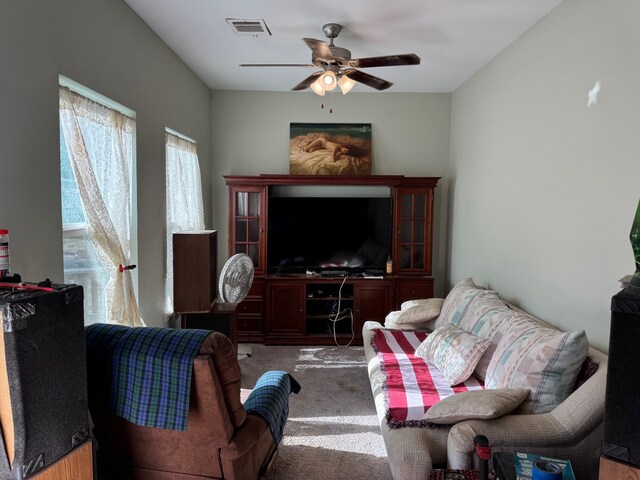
[240,343,392,480]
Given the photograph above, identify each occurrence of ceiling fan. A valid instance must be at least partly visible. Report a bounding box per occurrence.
[240,23,421,95]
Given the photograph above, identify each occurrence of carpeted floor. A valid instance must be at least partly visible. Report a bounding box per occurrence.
[240,343,392,480]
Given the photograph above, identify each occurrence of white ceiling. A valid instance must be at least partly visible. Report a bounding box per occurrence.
[124,0,564,93]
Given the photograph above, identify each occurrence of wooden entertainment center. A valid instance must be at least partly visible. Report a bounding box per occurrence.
[225,174,440,345]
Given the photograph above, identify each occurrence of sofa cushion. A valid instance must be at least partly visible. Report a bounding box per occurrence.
[415,324,491,386]
[437,278,493,329]
[422,387,529,424]
[485,316,589,414]
[384,298,443,328]
[370,328,484,428]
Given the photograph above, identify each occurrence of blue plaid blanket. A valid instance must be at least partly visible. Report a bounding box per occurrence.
[244,370,301,445]
[85,324,212,431]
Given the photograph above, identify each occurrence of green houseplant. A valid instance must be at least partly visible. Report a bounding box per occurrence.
[625,197,640,295]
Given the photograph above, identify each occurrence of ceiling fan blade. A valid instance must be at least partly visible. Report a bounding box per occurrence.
[240,63,315,67]
[303,38,334,61]
[342,69,393,91]
[292,71,323,91]
[347,53,420,68]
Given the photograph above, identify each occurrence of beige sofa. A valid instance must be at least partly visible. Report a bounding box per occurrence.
[362,279,607,480]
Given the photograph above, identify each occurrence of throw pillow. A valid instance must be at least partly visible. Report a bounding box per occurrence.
[384,310,416,330]
[437,278,493,330]
[453,293,513,379]
[390,298,444,325]
[422,387,529,424]
[485,316,589,414]
[415,324,491,386]
[401,298,443,311]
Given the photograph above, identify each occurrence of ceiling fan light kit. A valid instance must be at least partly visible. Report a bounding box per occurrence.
[310,79,326,96]
[337,74,356,94]
[240,23,420,95]
[310,71,355,96]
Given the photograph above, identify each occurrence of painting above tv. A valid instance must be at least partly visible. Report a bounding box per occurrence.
[289,123,372,175]
[267,196,391,274]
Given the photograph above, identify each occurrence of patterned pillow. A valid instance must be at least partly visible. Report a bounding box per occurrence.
[485,317,589,414]
[572,356,600,392]
[437,278,492,330]
[415,324,491,386]
[453,293,513,379]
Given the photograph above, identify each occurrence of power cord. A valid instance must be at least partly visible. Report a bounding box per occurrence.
[327,275,354,347]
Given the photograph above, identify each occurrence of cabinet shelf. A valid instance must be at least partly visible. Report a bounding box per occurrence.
[306,296,353,301]
[306,314,339,320]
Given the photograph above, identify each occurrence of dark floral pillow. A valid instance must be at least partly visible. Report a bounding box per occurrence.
[572,356,599,392]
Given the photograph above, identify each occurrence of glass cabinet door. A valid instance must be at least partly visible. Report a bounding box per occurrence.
[395,188,433,275]
[231,186,266,274]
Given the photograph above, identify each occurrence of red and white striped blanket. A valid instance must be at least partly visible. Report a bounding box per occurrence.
[371,328,484,428]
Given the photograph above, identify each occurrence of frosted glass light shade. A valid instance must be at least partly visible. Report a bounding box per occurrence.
[310,79,325,96]
[338,74,356,94]
[321,71,337,91]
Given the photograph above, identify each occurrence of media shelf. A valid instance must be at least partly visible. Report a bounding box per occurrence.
[305,282,354,337]
[265,275,393,345]
[225,174,440,345]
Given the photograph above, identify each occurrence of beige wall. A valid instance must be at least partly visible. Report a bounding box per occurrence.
[449,0,640,351]
[210,91,452,294]
[0,0,211,326]
[5,0,635,343]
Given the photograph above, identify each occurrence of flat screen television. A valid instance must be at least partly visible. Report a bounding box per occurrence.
[267,196,392,274]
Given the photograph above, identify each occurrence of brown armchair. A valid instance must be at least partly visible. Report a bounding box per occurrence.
[89,330,281,480]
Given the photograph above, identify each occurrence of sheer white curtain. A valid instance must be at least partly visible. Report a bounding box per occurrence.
[165,132,205,312]
[59,87,144,327]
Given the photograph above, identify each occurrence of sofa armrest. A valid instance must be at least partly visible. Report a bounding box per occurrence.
[220,414,276,480]
[447,412,569,468]
[221,414,274,459]
[447,347,607,473]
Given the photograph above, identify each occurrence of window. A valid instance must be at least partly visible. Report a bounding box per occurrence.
[165,130,205,313]
[59,78,142,326]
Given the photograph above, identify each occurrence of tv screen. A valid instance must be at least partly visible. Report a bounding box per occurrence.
[267,196,392,274]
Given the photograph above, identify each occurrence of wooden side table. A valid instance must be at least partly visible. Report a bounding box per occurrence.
[180,303,238,351]
[599,454,640,479]
[32,441,93,480]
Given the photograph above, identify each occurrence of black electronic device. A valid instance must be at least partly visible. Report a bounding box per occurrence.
[0,283,89,479]
[268,196,392,274]
[320,270,349,277]
[602,290,640,467]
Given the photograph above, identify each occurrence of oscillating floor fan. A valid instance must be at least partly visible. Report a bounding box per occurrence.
[218,253,254,358]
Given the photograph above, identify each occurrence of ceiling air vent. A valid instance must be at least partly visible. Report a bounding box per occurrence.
[226,18,271,37]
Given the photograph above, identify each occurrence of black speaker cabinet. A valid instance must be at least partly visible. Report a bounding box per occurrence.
[0,284,89,479]
[173,230,218,313]
[602,289,640,467]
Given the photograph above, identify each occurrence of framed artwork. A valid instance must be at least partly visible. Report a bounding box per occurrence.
[289,123,372,175]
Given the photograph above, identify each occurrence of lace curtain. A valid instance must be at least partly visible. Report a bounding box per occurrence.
[165,132,205,312]
[59,87,144,327]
